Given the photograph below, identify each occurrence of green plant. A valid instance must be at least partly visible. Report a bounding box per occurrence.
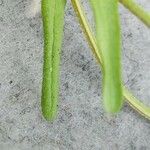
[41,0,66,120]
[89,0,123,113]
[71,0,150,119]
[120,0,150,27]
[41,0,150,120]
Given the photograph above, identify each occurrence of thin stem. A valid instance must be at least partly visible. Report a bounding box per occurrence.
[120,0,150,27]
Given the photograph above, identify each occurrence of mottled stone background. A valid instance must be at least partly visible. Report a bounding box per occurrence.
[0,0,150,149]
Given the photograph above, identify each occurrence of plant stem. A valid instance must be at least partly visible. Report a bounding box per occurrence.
[120,0,150,27]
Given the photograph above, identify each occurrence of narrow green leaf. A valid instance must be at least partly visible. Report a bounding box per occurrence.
[90,0,123,113]
[41,0,66,120]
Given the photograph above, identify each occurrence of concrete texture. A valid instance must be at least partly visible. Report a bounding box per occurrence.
[0,0,150,149]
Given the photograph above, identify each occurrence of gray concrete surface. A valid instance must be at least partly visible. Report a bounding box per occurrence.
[0,0,150,149]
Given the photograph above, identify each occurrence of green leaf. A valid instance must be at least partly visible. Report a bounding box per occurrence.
[41,0,66,121]
[89,0,123,113]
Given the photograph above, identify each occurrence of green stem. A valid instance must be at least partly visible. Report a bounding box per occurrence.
[123,87,150,119]
[120,0,150,27]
